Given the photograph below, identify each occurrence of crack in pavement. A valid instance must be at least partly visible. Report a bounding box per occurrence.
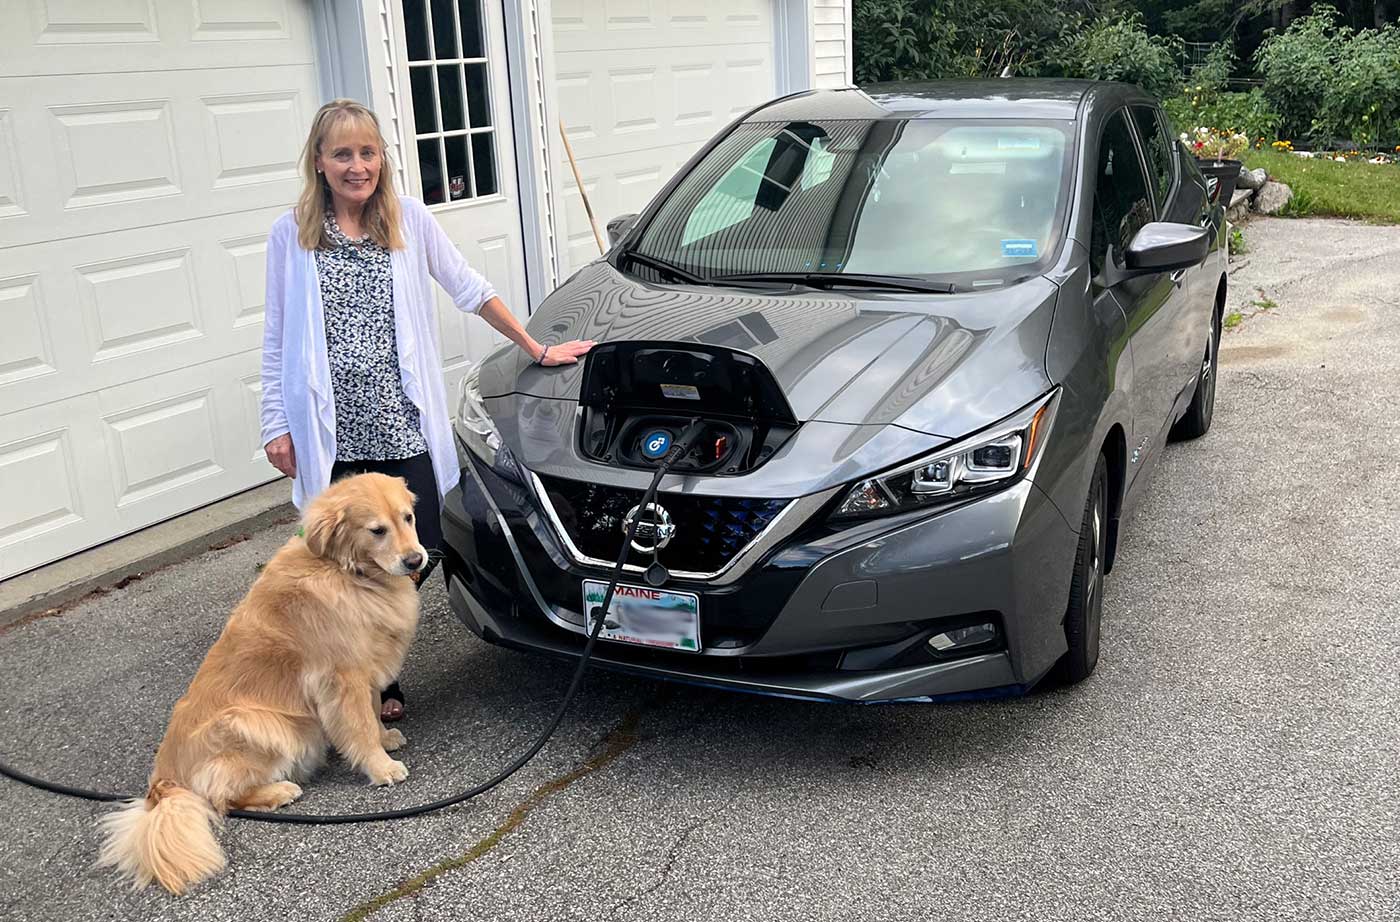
[1252,243,1400,302]
[339,709,644,922]
[607,818,707,920]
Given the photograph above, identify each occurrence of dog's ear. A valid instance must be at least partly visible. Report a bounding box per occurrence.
[303,500,347,561]
[392,475,416,508]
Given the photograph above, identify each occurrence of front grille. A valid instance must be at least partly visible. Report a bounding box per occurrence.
[537,475,789,573]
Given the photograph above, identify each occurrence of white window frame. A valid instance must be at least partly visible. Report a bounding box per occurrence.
[392,0,506,210]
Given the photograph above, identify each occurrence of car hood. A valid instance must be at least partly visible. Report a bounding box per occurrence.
[478,260,1058,438]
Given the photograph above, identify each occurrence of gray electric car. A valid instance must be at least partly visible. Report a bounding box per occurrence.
[442,80,1226,702]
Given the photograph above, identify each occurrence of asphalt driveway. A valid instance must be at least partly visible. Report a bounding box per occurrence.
[1,217,1397,922]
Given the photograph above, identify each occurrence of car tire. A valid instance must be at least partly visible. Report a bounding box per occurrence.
[1169,308,1219,441]
[1051,453,1108,685]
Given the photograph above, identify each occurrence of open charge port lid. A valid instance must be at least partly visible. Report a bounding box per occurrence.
[577,341,798,425]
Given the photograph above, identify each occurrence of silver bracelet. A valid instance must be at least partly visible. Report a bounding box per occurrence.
[537,343,549,364]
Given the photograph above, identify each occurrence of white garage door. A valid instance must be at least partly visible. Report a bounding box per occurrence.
[0,2,320,579]
[551,0,777,274]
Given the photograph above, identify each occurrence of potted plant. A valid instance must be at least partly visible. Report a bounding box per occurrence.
[1182,127,1249,205]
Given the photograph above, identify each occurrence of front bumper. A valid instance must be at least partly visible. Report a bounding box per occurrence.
[442,451,1080,703]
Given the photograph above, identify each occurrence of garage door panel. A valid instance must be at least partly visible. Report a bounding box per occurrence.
[50,98,182,210]
[201,90,305,192]
[0,66,316,248]
[95,352,276,529]
[0,109,25,219]
[562,149,683,225]
[0,208,282,416]
[558,45,772,165]
[238,372,268,465]
[77,246,203,365]
[0,396,120,577]
[4,0,314,77]
[552,0,773,53]
[102,385,224,510]
[0,274,58,389]
[220,233,270,332]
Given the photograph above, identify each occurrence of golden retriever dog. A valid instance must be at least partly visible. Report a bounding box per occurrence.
[97,472,426,894]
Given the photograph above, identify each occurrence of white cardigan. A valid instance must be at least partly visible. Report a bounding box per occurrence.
[259,197,496,509]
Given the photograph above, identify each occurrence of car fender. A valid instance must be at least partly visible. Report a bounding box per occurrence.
[1040,248,1134,538]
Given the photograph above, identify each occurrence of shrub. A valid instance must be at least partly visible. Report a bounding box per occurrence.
[853,0,961,84]
[1322,24,1400,147]
[1253,9,1337,140]
[852,0,1083,85]
[1052,14,1183,100]
[1255,5,1400,147]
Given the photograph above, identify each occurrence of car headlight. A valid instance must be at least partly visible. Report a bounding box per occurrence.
[833,388,1060,519]
[457,366,502,464]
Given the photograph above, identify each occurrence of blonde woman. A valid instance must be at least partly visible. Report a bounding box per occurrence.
[260,100,593,721]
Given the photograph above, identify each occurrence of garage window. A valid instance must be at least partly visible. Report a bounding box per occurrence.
[401,0,498,204]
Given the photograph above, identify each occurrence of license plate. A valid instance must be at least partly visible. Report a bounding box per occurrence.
[581,580,701,652]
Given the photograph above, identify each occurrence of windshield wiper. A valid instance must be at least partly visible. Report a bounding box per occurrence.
[618,250,702,285]
[710,272,958,294]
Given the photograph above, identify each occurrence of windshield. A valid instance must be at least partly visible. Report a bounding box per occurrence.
[625,118,1073,290]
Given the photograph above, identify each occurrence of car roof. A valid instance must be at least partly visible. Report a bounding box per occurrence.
[752,79,1154,122]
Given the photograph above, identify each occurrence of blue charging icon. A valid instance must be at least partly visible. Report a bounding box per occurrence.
[640,430,672,460]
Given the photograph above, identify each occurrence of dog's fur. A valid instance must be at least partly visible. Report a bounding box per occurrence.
[97,473,426,894]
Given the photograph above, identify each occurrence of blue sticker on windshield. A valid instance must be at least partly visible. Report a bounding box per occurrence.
[1001,239,1038,258]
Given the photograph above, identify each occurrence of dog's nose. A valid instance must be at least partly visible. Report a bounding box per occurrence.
[402,552,424,571]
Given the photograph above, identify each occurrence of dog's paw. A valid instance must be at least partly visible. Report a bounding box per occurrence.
[273,781,304,805]
[368,758,409,786]
[232,781,304,812]
[380,727,407,751]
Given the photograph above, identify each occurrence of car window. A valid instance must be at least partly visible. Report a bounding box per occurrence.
[1090,111,1154,276]
[682,137,776,246]
[1131,105,1174,211]
[632,118,1073,289]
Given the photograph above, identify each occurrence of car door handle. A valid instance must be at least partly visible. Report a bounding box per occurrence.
[1170,269,1187,287]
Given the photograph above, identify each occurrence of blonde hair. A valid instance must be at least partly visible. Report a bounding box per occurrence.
[296,99,405,251]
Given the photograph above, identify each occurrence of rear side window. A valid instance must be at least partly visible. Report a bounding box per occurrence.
[1131,105,1174,210]
[1090,111,1153,275]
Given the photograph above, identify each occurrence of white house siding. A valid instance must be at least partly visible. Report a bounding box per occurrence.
[811,0,852,88]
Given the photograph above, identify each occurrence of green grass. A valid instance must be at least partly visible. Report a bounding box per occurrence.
[1223,311,1244,330]
[1228,226,1247,256]
[1242,149,1400,223]
[1251,295,1278,311]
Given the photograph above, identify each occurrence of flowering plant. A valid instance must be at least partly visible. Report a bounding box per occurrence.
[1180,127,1249,161]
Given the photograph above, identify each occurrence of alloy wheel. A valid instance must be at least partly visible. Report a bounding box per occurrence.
[1084,476,1105,665]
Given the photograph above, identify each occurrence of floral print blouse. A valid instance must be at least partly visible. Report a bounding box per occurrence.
[314,213,429,462]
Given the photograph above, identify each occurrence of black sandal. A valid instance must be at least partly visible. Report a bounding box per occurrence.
[380,681,405,723]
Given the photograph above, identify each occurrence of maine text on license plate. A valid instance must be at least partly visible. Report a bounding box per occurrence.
[581,581,701,652]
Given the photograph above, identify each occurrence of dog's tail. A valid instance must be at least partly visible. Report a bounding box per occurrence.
[97,779,225,894]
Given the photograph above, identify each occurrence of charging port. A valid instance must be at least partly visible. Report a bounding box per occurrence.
[577,342,799,476]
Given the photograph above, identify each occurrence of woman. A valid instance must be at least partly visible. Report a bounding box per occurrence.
[260,99,592,721]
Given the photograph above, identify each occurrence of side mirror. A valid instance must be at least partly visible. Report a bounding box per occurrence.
[607,213,639,248]
[1124,222,1210,273]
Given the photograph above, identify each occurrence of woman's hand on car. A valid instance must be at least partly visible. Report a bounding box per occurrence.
[540,339,596,366]
[265,434,297,479]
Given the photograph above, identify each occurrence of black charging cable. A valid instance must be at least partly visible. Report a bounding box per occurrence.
[0,417,708,825]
